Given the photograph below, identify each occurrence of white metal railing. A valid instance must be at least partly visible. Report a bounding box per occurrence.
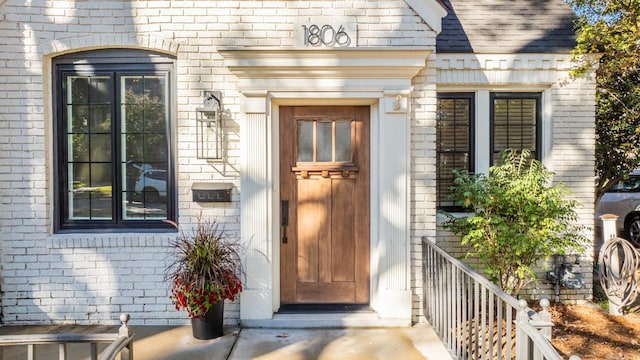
[0,313,134,360]
[422,237,579,360]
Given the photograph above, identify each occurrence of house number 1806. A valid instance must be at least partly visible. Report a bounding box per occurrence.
[301,24,351,47]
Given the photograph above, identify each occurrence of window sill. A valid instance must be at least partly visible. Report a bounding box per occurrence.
[48,232,177,249]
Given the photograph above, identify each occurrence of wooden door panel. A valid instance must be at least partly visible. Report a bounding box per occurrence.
[331,178,355,282]
[296,282,355,303]
[296,178,330,282]
[280,106,369,305]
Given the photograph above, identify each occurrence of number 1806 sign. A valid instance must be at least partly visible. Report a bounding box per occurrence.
[295,22,357,48]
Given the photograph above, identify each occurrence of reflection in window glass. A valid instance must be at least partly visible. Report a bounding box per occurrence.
[69,77,89,105]
[70,105,89,133]
[69,134,89,162]
[609,176,640,192]
[121,75,169,219]
[66,76,113,220]
[56,51,174,230]
[89,104,110,131]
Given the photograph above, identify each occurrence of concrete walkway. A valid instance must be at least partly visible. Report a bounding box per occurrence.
[0,323,452,359]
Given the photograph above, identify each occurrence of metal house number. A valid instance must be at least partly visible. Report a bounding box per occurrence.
[301,24,352,47]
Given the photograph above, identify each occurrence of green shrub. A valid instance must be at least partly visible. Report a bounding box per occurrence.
[441,150,587,296]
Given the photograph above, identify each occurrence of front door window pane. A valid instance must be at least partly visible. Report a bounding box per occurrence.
[335,121,351,162]
[316,121,332,162]
[297,121,313,162]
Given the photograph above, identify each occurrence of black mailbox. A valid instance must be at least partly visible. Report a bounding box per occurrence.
[192,182,233,203]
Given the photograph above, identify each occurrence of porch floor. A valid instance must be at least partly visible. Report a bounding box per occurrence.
[0,322,452,359]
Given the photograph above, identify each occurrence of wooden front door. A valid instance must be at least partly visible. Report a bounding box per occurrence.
[280,106,370,304]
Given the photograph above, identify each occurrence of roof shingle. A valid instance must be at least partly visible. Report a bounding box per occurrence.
[436,0,577,53]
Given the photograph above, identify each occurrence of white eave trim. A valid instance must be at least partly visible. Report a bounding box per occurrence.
[435,53,574,71]
[404,0,448,34]
[218,47,432,87]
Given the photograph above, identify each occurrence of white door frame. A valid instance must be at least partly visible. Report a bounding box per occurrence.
[219,47,431,324]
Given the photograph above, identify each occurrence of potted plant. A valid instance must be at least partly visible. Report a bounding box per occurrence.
[165,216,243,339]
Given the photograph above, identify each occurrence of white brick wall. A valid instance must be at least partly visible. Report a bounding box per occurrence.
[0,0,595,325]
[0,0,438,325]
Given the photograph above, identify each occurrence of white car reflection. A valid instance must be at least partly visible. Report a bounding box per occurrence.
[134,169,166,203]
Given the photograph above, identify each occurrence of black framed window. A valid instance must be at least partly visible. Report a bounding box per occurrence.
[490,93,541,164]
[53,49,176,232]
[436,93,474,210]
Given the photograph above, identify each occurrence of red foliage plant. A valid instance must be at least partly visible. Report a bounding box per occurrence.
[171,273,242,318]
[165,217,243,318]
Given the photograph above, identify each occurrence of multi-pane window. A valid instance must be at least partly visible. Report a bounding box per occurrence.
[436,94,474,210]
[53,49,175,232]
[491,93,541,164]
[296,120,353,164]
[436,92,542,210]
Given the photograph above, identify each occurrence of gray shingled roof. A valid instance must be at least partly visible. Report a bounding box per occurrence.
[436,0,577,53]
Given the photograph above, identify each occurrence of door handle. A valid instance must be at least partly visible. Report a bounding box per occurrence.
[281,200,289,244]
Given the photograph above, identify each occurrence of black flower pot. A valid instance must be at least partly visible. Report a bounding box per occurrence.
[191,301,224,340]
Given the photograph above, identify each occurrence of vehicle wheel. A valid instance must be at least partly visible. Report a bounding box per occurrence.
[624,215,640,247]
[143,187,160,203]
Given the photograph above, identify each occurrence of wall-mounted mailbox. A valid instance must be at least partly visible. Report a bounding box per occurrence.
[192,182,233,203]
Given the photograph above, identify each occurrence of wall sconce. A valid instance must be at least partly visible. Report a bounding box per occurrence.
[196,91,222,160]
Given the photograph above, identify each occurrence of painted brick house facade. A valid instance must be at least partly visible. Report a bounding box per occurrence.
[0,0,595,326]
